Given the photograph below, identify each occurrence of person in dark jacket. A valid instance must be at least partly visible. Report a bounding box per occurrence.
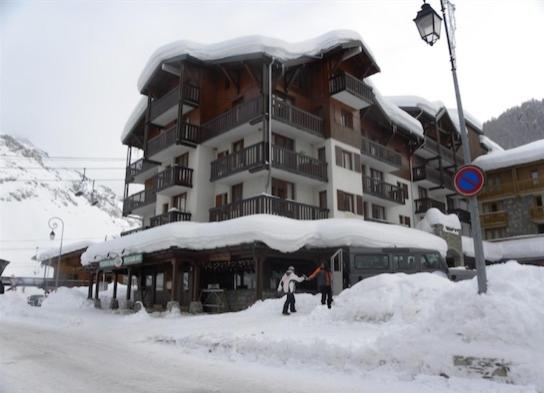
[308,263,333,309]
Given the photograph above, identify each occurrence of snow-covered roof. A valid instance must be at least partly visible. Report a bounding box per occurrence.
[473,139,544,171]
[38,240,95,262]
[138,30,378,92]
[447,108,483,134]
[479,135,504,153]
[462,234,544,262]
[416,208,461,233]
[81,215,448,265]
[121,97,147,144]
[370,87,424,138]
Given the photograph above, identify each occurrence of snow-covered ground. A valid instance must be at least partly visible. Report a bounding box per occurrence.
[1,262,542,392]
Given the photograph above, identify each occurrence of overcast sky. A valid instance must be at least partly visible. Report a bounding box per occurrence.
[1,0,544,180]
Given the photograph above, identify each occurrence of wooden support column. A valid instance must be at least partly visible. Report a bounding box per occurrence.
[113,272,118,299]
[151,272,157,305]
[191,262,201,302]
[126,268,132,301]
[143,96,152,158]
[139,273,145,304]
[255,256,264,301]
[87,273,94,299]
[171,259,179,302]
[94,270,100,299]
[176,62,185,138]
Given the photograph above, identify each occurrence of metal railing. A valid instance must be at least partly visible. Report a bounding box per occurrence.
[412,165,454,189]
[362,176,405,204]
[126,158,159,182]
[123,189,157,215]
[271,145,327,181]
[329,73,374,104]
[147,123,200,157]
[156,165,193,191]
[120,227,146,237]
[271,96,324,138]
[150,84,199,121]
[361,137,402,168]
[150,210,191,227]
[414,197,446,214]
[209,194,328,222]
[210,143,266,181]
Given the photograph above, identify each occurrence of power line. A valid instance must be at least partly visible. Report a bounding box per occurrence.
[3,178,125,182]
[0,154,125,161]
[0,166,125,170]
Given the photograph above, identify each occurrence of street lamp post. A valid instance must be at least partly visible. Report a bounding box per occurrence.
[414,0,487,293]
[48,217,65,289]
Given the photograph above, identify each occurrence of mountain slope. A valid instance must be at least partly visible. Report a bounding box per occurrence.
[483,99,544,148]
[0,135,138,276]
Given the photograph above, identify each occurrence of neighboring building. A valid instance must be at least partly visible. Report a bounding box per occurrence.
[37,241,93,286]
[473,139,544,240]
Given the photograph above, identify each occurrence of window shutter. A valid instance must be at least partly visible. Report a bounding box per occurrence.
[356,195,363,215]
[337,190,344,211]
[335,146,342,167]
[353,154,361,173]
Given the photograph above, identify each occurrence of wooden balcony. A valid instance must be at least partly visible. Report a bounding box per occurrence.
[412,165,454,190]
[480,211,508,228]
[517,177,544,193]
[271,96,324,139]
[123,189,157,216]
[362,176,405,205]
[414,197,445,214]
[530,206,544,222]
[149,84,199,126]
[360,137,402,171]
[156,165,193,195]
[329,73,374,109]
[126,158,159,184]
[209,194,328,222]
[210,143,327,182]
[150,210,191,228]
[448,207,471,224]
[146,123,200,160]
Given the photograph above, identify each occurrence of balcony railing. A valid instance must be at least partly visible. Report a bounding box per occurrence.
[412,165,454,189]
[271,145,327,181]
[329,73,374,104]
[123,189,157,215]
[156,165,193,191]
[414,197,446,214]
[150,210,192,228]
[147,123,201,157]
[480,211,508,228]
[517,177,544,192]
[209,194,328,222]
[202,96,264,141]
[210,143,265,181]
[120,227,146,237]
[150,84,199,121]
[448,207,471,224]
[530,206,544,222]
[361,137,402,168]
[362,176,405,204]
[271,96,324,138]
[126,158,159,182]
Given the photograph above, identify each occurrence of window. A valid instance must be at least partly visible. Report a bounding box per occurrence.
[536,195,543,207]
[272,178,295,200]
[272,133,295,151]
[156,273,164,291]
[422,254,442,269]
[215,193,228,207]
[175,152,189,167]
[531,169,540,185]
[232,139,244,153]
[363,201,368,217]
[318,147,326,162]
[217,150,229,159]
[337,190,355,213]
[487,175,501,190]
[342,151,353,170]
[394,255,417,272]
[399,215,411,227]
[172,193,187,211]
[418,186,428,199]
[370,168,384,181]
[397,182,409,200]
[339,109,353,129]
[231,183,243,202]
[372,204,386,220]
[354,255,389,270]
[319,191,327,209]
[162,203,169,214]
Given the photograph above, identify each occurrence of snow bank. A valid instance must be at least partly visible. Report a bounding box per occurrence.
[81,215,448,265]
[416,208,461,233]
[462,236,503,262]
[473,139,544,171]
[462,234,544,262]
[138,30,376,92]
[37,240,95,262]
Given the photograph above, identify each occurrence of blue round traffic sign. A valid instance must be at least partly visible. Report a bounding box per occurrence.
[454,165,485,197]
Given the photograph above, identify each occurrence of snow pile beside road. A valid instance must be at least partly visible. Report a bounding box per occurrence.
[41,287,92,311]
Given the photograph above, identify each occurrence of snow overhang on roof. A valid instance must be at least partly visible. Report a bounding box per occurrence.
[37,240,95,263]
[369,87,424,139]
[121,97,147,145]
[473,139,544,172]
[80,215,448,265]
[479,135,504,153]
[137,30,380,93]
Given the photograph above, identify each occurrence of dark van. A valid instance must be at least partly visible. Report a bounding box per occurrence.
[346,247,448,285]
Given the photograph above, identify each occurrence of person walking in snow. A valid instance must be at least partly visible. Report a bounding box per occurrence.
[277,266,306,315]
[308,262,333,309]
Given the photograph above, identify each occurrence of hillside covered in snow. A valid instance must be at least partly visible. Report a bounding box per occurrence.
[0,135,138,276]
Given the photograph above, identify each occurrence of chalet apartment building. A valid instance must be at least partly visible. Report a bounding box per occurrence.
[121,32,488,237]
[474,140,544,240]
